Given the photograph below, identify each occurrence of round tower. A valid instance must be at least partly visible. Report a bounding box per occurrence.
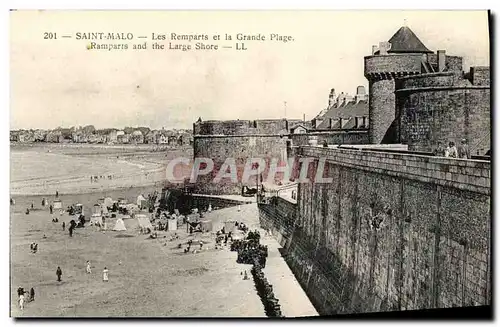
[364,26,432,144]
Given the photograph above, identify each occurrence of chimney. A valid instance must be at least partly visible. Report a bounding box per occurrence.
[337,92,346,107]
[438,50,446,72]
[355,117,359,128]
[372,45,378,55]
[379,41,390,55]
[303,113,305,122]
[328,88,336,107]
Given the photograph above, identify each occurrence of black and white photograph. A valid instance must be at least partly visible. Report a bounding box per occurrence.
[8,9,492,318]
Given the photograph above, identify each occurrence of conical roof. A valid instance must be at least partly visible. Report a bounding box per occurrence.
[387,26,432,54]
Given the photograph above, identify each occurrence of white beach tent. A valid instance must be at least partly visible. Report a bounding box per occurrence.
[113,218,127,231]
[92,204,101,215]
[167,218,177,231]
[100,205,109,217]
[136,214,153,230]
[90,213,103,226]
[53,200,62,210]
[137,194,147,208]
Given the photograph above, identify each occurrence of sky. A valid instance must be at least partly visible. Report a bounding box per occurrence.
[10,10,490,130]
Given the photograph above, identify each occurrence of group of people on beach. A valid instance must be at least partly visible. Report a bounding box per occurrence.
[18,263,110,311]
[17,287,35,311]
[90,175,113,183]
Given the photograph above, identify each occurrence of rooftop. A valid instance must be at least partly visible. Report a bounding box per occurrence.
[387,26,433,54]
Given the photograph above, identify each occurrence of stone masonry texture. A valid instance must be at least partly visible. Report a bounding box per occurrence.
[396,71,490,154]
[259,146,491,315]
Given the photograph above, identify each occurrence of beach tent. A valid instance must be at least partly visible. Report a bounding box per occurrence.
[104,197,113,208]
[100,205,109,217]
[167,218,177,231]
[200,220,213,233]
[113,218,127,231]
[224,221,237,233]
[90,213,103,226]
[136,214,153,230]
[121,214,132,220]
[92,204,101,215]
[137,195,147,209]
[53,200,62,210]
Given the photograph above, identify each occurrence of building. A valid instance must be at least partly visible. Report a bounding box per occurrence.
[45,130,63,143]
[117,133,130,144]
[178,132,193,146]
[18,130,34,143]
[107,129,118,143]
[290,124,308,134]
[145,130,157,144]
[10,131,19,142]
[312,86,369,131]
[33,129,47,142]
[364,25,490,154]
[131,130,144,144]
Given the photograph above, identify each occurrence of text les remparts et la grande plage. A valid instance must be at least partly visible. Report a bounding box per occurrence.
[77,32,294,51]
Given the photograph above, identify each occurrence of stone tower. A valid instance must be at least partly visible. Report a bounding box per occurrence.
[364,26,432,144]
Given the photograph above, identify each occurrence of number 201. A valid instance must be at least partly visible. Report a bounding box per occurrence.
[44,32,57,39]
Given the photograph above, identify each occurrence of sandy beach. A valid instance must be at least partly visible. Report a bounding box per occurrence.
[10,190,317,317]
[10,143,317,317]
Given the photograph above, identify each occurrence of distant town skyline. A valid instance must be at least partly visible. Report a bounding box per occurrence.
[10,10,490,130]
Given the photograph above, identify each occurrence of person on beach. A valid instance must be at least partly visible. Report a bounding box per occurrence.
[17,286,27,310]
[86,261,92,274]
[49,204,53,214]
[25,208,29,215]
[56,267,62,282]
[30,288,35,302]
[62,222,65,231]
[17,286,25,298]
[18,292,25,311]
[103,267,109,282]
[31,202,34,209]
[56,190,59,198]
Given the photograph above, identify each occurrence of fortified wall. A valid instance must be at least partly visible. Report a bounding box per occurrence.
[259,145,491,315]
[396,68,490,154]
[290,130,369,147]
[364,26,490,153]
[193,119,302,194]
